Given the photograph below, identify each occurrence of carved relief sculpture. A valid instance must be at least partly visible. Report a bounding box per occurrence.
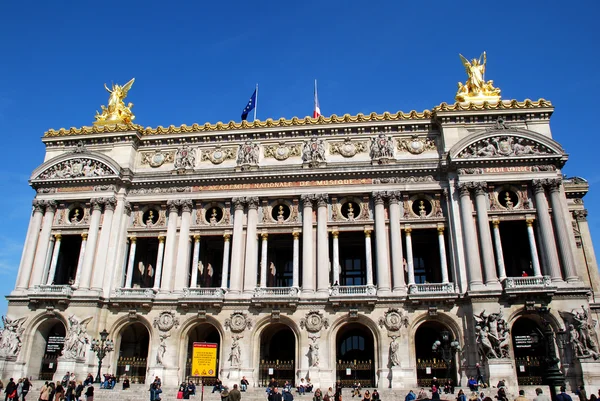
[378,308,409,333]
[370,134,395,162]
[156,332,170,366]
[153,311,180,332]
[62,315,92,360]
[224,311,253,333]
[0,316,26,358]
[174,145,196,169]
[397,135,437,155]
[560,306,600,359]
[37,158,116,180]
[201,146,237,164]
[457,135,551,158]
[300,310,330,334]
[329,138,368,157]
[302,137,326,165]
[141,150,175,168]
[473,310,509,359]
[263,143,301,161]
[237,141,260,166]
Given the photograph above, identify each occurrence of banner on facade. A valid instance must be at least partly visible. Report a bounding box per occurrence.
[192,342,217,377]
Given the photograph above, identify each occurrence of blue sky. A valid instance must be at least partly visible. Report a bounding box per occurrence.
[0,1,599,316]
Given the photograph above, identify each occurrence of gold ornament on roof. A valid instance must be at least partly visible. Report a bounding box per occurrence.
[94,78,136,125]
[456,52,501,103]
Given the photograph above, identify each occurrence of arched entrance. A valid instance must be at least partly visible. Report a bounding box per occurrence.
[415,321,457,387]
[27,319,66,380]
[116,322,150,384]
[259,324,296,387]
[511,317,545,385]
[186,323,221,386]
[335,323,375,387]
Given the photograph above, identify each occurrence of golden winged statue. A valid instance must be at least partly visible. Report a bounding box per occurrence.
[456,52,501,102]
[94,78,136,125]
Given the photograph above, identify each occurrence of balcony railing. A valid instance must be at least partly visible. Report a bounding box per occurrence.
[253,287,299,297]
[503,276,553,290]
[182,287,226,298]
[408,282,456,294]
[329,285,377,296]
[33,285,73,296]
[113,288,156,298]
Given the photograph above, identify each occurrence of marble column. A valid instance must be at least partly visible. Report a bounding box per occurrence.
[175,200,193,290]
[532,180,562,281]
[78,199,102,290]
[243,197,260,293]
[316,194,330,294]
[46,234,62,285]
[41,235,56,286]
[229,198,246,294]
[260,233,268,288]
[221,234,231,289]
[491,219,507,281]
[457,183,483,288]
[473,182,498,285]
[548,180,578,281]
[437,226,449,284]
[388,192,405,291]
[292,231,300,288]
[190,235,201,288]
[125,237,137,288]
[405,227,415,286]
[525,218,542,277]
[92,197,117,290]
[373,192,391,293]
[154,236,166,290]
[16,200,45,290]
[73,233,88,288]
[301,194,315,294]
[30,200,57,287]
[364,229,374,286]
[332,230,340,286]
[161,200,180,291]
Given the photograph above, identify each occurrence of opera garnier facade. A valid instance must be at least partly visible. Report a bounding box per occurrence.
[2,54,600,392]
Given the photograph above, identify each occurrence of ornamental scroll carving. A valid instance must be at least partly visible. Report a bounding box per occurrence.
[457,136,553,158]
[153,311,180,332]
[141,150,175,167]
[300,310,330,334]
[264,143,301,161]
[224,311,252,333]
[201,146,237,164]
[397,135,437,154]
[329,138,368,157]
[37,158,117,180]
[378,308,409,333]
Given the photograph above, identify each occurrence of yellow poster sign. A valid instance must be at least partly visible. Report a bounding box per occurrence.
[191,342,217,377]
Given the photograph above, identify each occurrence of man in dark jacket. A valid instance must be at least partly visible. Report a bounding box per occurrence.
[4,379,16,401]
[228,384,242,401]
[268,387,283,401]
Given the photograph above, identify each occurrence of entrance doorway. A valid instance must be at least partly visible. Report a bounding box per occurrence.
[28,319,66,380]
[415,321,457,387]
[512,317,546,385]
[186,323,221,386]
[259,324,296,387]
[116,323,150,383]
[335,323,375,387]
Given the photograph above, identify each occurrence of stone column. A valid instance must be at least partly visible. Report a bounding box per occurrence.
[437,226,449,284]
[46,234,62,285]
[153,236,166,290]
[532,180,562,281]
[229,198,246,294]
[491,219,507,281]
[260,233,268,287]
[92,197,117,290]
[78,199,102,290]
[190,235,201,288]
[405,227,415,286]
[473,182,498,285]
[125,237,137,288]
[292,231,300,288]
[73,233,88,288]
[221,234,231,289]
[548,179,578,281]
[301,194,315,294]
[16,200,45,290]
[457,183,483,289]
[30,200,57,287]
[332,230,340,286]
[525,218,542,277]
[161,200,180,291]
[175,200,194,290]
[41,235,56,286]
[243,197,260,294]
[364,229,374,286]
[373,192,391,293]
[316,194,330,294]
[388,192,405,291]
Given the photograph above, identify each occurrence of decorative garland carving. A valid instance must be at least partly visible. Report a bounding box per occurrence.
[37,158,117,180]
[378,308,409,333]
[329,138,368,157]
[153,311,180,332]
[263,143,301,161]
[201,146,237,164]
[129,187,192,195]
[300,310,329,333]
[224,311,252,333]
[373,176,435,184]
[397,135,437,154]
[141,150,175,167]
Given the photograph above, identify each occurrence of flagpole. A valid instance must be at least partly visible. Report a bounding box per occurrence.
[254,83,258,122]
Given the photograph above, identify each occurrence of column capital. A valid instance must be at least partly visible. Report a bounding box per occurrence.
[491,218,500,228]
[181,199,194,213]
[473,181,488,196]
[387,191,401,204]
[102,197,118,211]
[547,178,563,193]
[404,226,413,234]
[331,230,339,239]
[247,197,260,210]
[193,234,201,242]
[223,233,231,241]
[532,179,547,194]
[364,229,371,238]
[437,225,445,234]
[301,194,315,208]
[232,197,246,210]
[315,193,329,207]
[44,200,58,213]
[573,209,588,222]
[124,201,132,214]
[456,182,472,197]
[525,218,534,227]
[167,199,181,213]
[261,232,268,240]
[129,236,137,243]
[90,198,104,211]
[32,199,46,213]
[54,233,62,240]
[81,232,88,240]
[372,191,386,205]
[292,231,300,240]
[158,235,166,243]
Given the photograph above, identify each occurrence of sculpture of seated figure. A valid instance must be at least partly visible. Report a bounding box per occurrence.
[210,208,218,225]
[277,205,285,222]
[146,210,155,226]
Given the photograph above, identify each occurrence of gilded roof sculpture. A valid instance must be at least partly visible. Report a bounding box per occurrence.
[94,78,136,126]
[455,52,501,103]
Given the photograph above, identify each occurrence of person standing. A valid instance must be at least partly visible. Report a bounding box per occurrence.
[5,379,17,401]
[229,384,242,401]
[39,383,50,401]
[532,388,549,401]
[514,390,529,401]
[21,379,30,401]
[556,387,573,401]
[74,382,83,401]
[84,386,93,401]
[269,387,283,401]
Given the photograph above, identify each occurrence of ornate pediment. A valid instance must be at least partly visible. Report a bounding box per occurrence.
[456,134,556,159]
[33,157,119,180]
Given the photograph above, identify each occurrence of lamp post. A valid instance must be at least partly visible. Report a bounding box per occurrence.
[90,329,115,383]
[536,307,565,401]
[432,330,462,384]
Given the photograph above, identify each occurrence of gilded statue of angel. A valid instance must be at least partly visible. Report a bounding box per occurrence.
[456,52,501,102]
[94,78,136,125]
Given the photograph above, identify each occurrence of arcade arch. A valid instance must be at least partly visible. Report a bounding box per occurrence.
[26,318,66,380]
[511,316,546,385]
[115,322,151,383]
[335,323,375,387]
[414,321,458,387]
[258,323,297,386]
[185,322,221,385]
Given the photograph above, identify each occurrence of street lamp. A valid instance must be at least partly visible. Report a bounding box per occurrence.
[536,307,565,401]
[432,330,462,384]
[90,329,115,383]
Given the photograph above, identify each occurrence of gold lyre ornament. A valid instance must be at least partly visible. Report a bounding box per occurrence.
[455,52,501,103]
[94,78,136,125]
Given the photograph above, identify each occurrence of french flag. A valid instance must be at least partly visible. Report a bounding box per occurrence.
[313,79,321,118]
